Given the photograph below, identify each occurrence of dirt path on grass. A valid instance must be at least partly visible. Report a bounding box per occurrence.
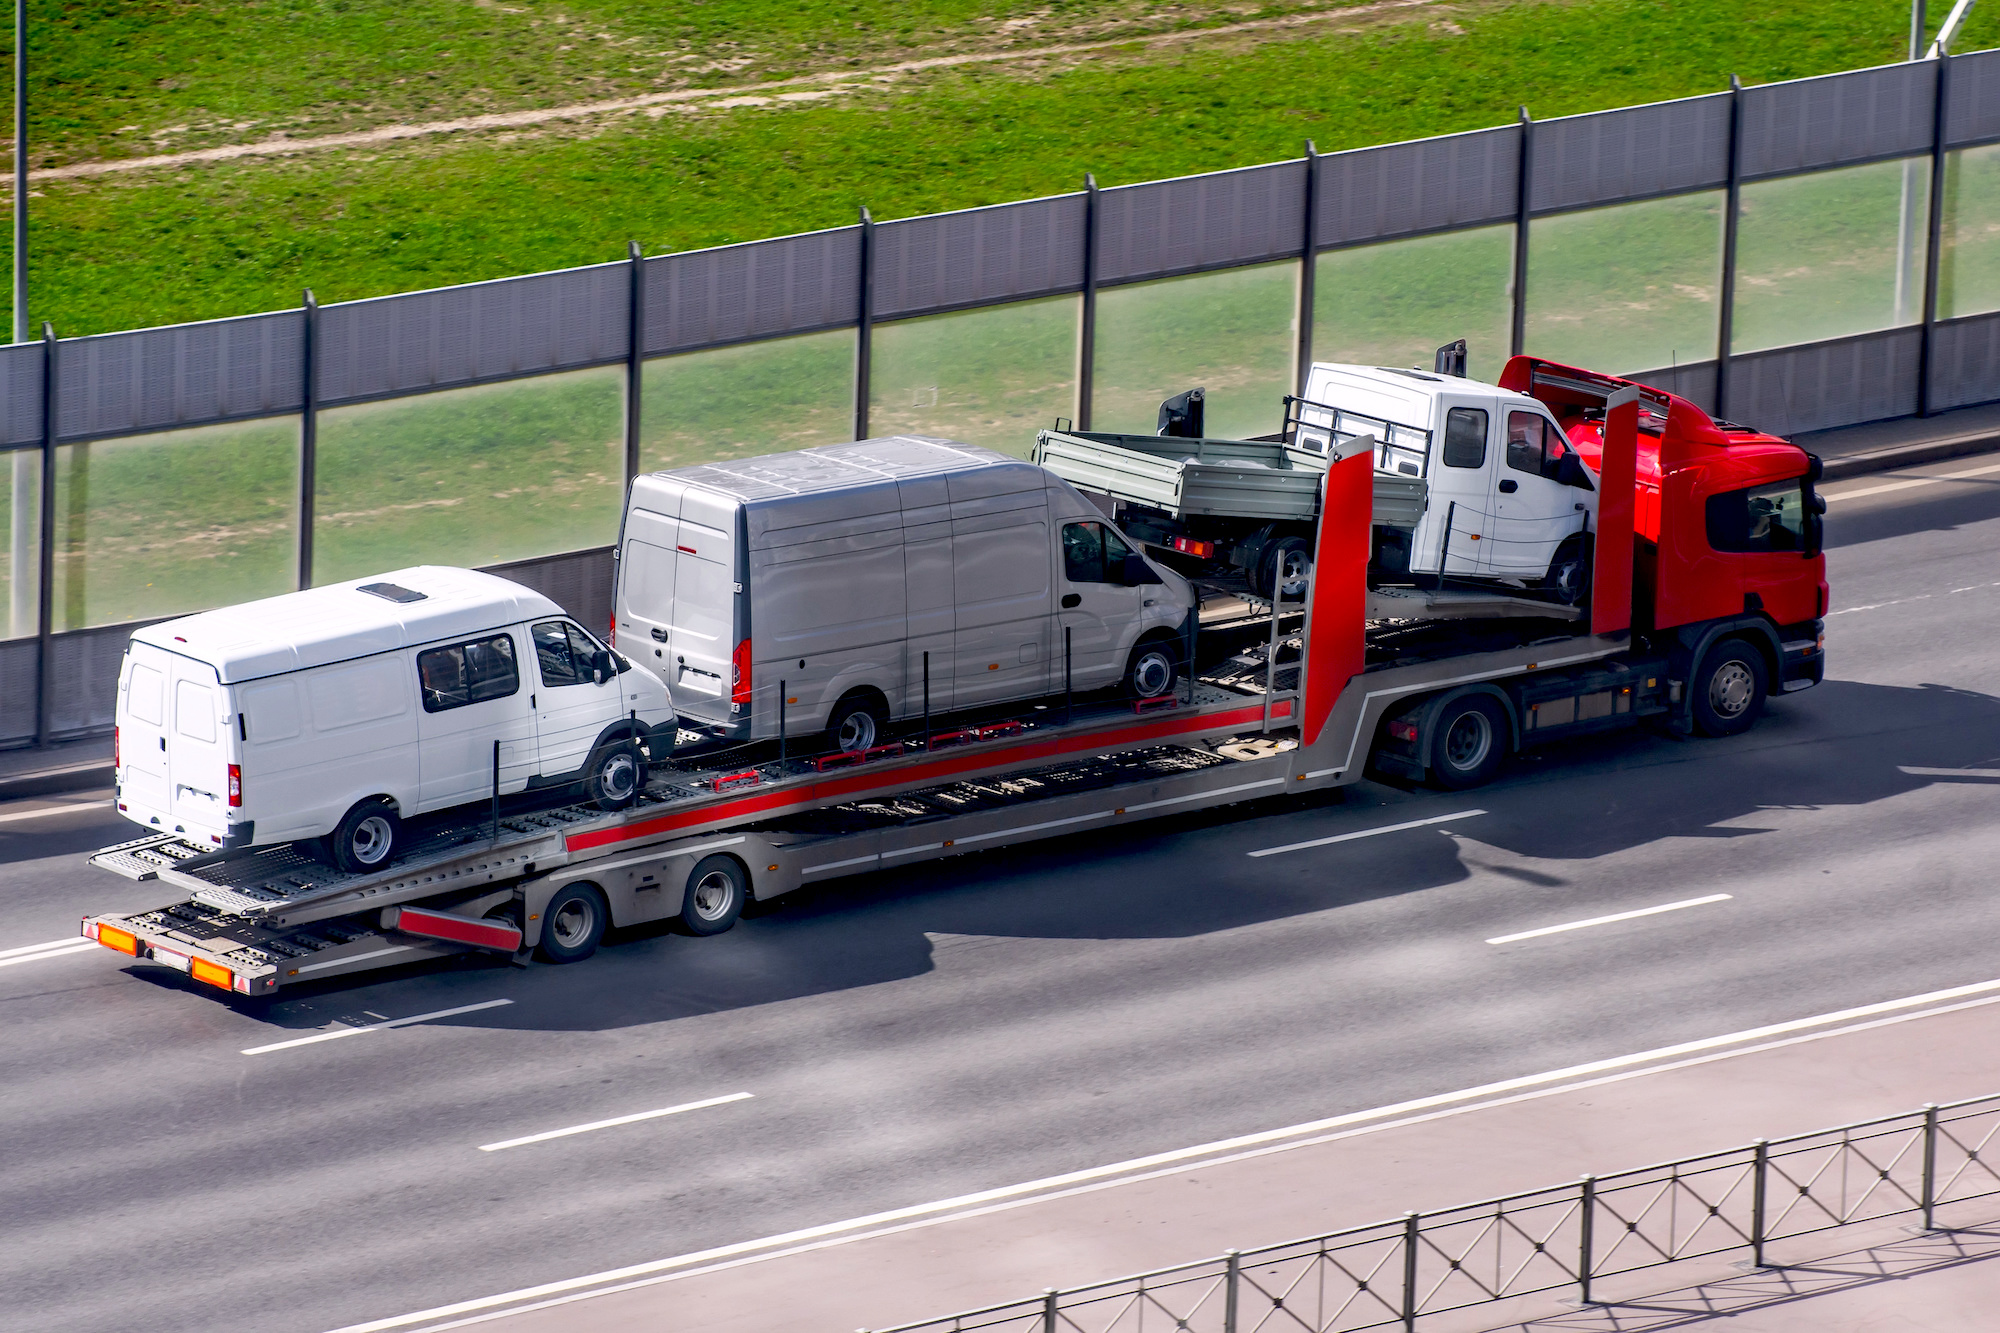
[5,0,1443,191]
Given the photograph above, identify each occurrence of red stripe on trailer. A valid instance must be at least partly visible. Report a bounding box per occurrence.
[1302,449,1371,748]
[1591,386,1640,636]
[386,906,523,953]
[566,700,1287,853]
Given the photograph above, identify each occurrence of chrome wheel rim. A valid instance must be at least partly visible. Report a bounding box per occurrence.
[837,709,877,752]
[599,750,639,800]
[1443,712,1492,771]
[1131,650,1174,697]
[350,814,393,865]
[551,897,595,948]
[690,870,737,922]
[1710,661,1754,717]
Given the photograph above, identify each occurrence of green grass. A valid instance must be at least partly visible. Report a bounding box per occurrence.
[1943,143,2000,319]
[7,0,1999,337]
[1525,191,1726,373]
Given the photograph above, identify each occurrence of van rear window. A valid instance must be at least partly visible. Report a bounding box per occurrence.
[418,635,520,713]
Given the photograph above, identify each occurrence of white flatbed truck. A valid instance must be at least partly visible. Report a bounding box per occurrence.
[77,365,1828,999]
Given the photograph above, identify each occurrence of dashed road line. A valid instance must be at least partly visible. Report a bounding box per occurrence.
[1486,893,1732,945]
[242,999,514,1055]
[1249,809,1484,858]
[477,1093,754,1152]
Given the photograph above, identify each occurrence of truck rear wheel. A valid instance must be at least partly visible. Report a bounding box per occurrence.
[1254,535,1313,602]
[1691,638,1767,737]
[1429,696,1507,790]
[536,883,607,963]
[681,854,747,936]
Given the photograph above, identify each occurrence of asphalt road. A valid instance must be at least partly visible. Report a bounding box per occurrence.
[5,465,2000,1333]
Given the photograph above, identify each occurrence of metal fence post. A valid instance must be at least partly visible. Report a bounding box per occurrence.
[1750,1139,1770,1268]
[1078,174,1099,431]
[854,206,874,442]
[1577,1175,1596,1305]
[1714,76,1744,419]
[625,240,644,487]
[1041,1287,1059,1333]
[33,319,54,746]
[297,288,318,591]
[1295,142,1319,394]
[1224,1249,1241,1333]
[1917,51,1950,417]
[1510,107,1533,358]
[1401,1212,1420,1333]
[1921,1102,1941,1230]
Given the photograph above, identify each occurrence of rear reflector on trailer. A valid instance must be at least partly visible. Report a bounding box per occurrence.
[189,958,234,991]
[94,924,140,956]
[383,906,523,953]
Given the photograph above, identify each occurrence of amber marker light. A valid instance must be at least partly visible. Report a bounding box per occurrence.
[96,925,140,956]
[189,958,234,991]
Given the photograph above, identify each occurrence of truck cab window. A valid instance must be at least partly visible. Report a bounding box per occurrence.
[533,621,586,687]
[1442,408,1488,468]
[418,634,520,712]
[1063,522,1106,582]
[1706,479,1806,553]
[1505,411,1547,475]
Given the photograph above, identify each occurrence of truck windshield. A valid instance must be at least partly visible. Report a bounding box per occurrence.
[1706,479,1806,553]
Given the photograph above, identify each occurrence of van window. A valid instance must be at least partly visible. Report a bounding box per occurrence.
[1062,522,1134,583]
[175,680,217,743]
[1506,411,1549,475]
[239,678,303,742]
[418,635,521,713]
[1706,479,1806,553]
[127,662,165,726]
[1442,408,1487,468]
[533,621,602,688]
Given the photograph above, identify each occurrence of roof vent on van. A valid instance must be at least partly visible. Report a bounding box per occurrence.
[357,582,428,604]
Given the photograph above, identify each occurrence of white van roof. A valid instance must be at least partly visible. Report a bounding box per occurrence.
[129,566,564,684]
[651,436,1019,502]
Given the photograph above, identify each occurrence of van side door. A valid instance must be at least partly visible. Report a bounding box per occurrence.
[531,620,620,779]
[949,502,1053,708]
[1057,520,1149,689]
[1491,408,1590,578]
[414,630,537,810]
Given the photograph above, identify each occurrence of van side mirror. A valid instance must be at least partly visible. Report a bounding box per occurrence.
[1122,553,1163,586]
[591,648,615,684]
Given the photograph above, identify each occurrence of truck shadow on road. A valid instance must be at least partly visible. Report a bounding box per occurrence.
[233,674,2000,1034]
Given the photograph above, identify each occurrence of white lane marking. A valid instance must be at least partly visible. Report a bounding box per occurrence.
[0,793,112,824]
[1826,458,2000,502]
[1249,809,1484,858]
[241,999,513,1055]
[1900,765,2000,779]
[1827,593,1935,616]
[292,945,419,976]
[1486,893,1732,945]
[477,1093,753,1152]
[0,936,93,960]
[328,974,2000,1333]
[0,941,98,968]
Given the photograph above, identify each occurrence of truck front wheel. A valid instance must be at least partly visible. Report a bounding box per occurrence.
[1691,638,1767,737]
[1429,696,1508,790]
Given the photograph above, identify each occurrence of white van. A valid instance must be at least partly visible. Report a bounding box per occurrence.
[613,437,1197,752]
[114,566,676,872]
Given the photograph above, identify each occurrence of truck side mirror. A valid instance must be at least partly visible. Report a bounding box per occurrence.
[1554,453,1593,490]
[1122,553,1163,586]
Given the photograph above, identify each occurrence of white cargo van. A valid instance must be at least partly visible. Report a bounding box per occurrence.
[613,437,1197,752]
[114,566,675,872]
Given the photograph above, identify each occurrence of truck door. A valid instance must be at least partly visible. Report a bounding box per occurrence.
[1409,404,1493,577]
[1490,409,1588,578]
[531,620,620,779]
[166,656,230,835]
[1057,520,1147,689]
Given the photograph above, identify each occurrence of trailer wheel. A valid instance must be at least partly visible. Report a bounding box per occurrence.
[1691,638,1767,737]
[585,741,645,811]
[1123,635,1180,699]
[681,854,747,936]
[536,883,607,963]
[1429,696,1507,790]
[827,691,887,754]
[324,799,400,873]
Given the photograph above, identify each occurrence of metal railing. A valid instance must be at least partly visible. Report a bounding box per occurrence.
[865,1094,2000,1333]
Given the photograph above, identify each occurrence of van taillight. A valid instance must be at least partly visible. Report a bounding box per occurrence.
[114,727,120,772]
[731,640,753,707]
[228,764,242,807]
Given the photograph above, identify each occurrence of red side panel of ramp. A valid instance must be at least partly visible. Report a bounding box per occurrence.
[385,905,523,953]
[1591,386,1640,636]
[1303,449,1373,747]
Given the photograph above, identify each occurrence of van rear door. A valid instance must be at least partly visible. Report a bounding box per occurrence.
[118,645,173,826]
[165,655,231,839]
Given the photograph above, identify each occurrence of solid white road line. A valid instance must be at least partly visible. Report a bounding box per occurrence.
[0,936,92,960]
[1900,765,2000,779]
[1248,809,1484,858]
[241,999,513,1055]
[477,1093,754,1152]
[0,794,110,824]
[1825,458,2000,502]
[330,975,2000,1333]
[0,941,97,968]
[1486,893,1733,945]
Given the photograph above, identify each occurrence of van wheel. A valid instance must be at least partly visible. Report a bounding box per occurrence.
[681,854,747,936]
[1254,535,1314,601]
[1123,636,1180,699]
[827,691,886,754]
[536,883,607,963]
[1692,638,1767,737]
[585,741,645,811]
[1542,535,1592,607]
[324,800,400,873]
[1429,695,1507,790]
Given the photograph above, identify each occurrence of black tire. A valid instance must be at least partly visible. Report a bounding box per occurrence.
[680,854,748,936]
[585,740,646,811]
[1123,635,1180,699]
[1542,535,1592,607]
[826,690,887,754]
[1254,535,1314,601]
[323,799,400,873]
[1691,637,1768,737]
[1429,695,1508,790]
[536,882,607,963]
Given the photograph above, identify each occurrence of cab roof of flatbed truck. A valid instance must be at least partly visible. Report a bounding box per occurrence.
[129,566,563,684]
